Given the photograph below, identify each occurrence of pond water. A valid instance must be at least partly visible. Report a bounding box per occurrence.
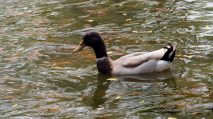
[0,0,212,118]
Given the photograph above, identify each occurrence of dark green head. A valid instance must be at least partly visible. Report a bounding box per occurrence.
[73,32,108,58]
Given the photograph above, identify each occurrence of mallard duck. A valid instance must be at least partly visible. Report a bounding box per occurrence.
[73,32,176,75]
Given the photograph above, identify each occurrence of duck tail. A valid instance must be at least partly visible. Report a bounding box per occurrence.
[160,43,176,62]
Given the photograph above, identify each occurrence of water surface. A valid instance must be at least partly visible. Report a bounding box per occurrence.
[0,0,212,118]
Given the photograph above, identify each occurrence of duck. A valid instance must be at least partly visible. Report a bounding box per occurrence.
[73,32,176,75]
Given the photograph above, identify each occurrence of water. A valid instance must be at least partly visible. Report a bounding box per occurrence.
[0,0,212,118]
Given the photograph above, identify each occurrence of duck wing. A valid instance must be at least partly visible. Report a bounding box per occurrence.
[114,48,167,67]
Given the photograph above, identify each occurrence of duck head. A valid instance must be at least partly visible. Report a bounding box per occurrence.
[73,32,108,58]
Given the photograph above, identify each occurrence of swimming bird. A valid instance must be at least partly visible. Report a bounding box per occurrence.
[73,32,176,75]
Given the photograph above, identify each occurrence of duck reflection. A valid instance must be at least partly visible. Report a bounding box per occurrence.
[115,70,176,84]
[91,70,176,109]
[91,74,112,109]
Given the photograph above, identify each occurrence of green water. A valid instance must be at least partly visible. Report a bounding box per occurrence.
[0,0,212,118]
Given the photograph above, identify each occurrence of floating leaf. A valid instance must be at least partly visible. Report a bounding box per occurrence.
[88,19,94,22]
[52,66,64,69]
[168,117,177,119]
[123,13,127,16]
[12,104,18,107]
[115,96,121,99]
[176,54,193,59]
[192,112,201,115]
[47,107,60,113]
[176,54,182,57]
[132,30,138,33]
[96,107,104,111]
[107,51,113,55]
[139,100,145,104]
[107,78,118,81]
[144,31,153,33]
[183,55,193,59]
[125,19,131,21]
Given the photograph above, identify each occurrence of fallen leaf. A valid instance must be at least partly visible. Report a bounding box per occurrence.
[107,51,113,55]
[192,112,202,115]
[107,78,118,81]
[139,100,145,104]
[88,19,94,22]
[52,66,64,69]
[115,96,121,99]
[123,13,127,16]
[183,55,193,59]
[132,30,138,33]
[168,117,177,119]
[144,31,152,33]
[125,19,131,21]
[96,107,104,111]
[12,104,18,108]
[176,54,182,57]
[47,107,60,113]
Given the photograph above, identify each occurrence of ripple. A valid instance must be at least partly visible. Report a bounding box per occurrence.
[0,0,212,118]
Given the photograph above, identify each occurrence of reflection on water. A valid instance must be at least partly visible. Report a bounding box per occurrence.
[89,71,176,109]
[0,0,212,118]
[90,74,112,109]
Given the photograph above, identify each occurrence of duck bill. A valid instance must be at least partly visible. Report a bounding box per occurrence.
[72,40,86,53]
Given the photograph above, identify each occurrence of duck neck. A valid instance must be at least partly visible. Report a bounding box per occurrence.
[93,44,108,59]
[96,57,112,74]
[94,47,112,74]
[91,40,112,74]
